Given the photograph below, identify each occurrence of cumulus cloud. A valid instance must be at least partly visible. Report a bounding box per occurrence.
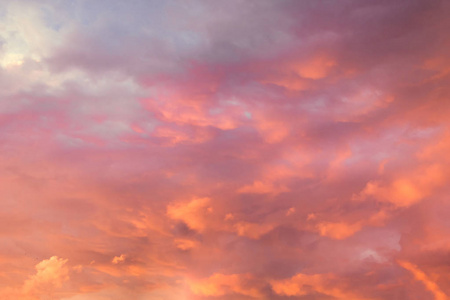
[0,256,69,300]
[23,256,69,294]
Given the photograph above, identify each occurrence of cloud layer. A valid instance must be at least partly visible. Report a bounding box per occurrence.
[1,0,450,299]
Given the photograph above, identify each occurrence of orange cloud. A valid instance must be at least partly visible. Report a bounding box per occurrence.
[293,55,336,79]
[270,273,365,299]
[112,254,126,264]
[286,207,296,216]
[148,92,241,132]
[167,197,213,232]
[189,273,263,298]
[398,260,448,300]
[234,221,274,239]
[237,180,288,195]
[355,164,445,207]
[174,239,197,250]
[0,256,70,300]
[23,256,69,295]
[252,113,291,144]
[316,221,362,240]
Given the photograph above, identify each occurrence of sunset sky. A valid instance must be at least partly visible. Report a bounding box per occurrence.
[1,1,450,299]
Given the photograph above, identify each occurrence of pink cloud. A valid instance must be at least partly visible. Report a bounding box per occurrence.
[1,0,450,299]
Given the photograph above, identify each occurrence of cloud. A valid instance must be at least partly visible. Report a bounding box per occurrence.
[237,180,288,195]
[1,0,450,299]
[234,222,274,240]
[270,273,365,299]
[398,260,448,300]
[0,256,69,300]
[316,221,362,240]
[189,273,263,298]
[167,197,213,232]
[111,254,126,264]
[23,256,69,294]
[355,164,445,207]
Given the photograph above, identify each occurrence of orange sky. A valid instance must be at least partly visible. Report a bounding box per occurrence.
[1,1,450,299]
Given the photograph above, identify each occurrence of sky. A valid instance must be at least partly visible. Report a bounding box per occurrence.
[0,0,450,299]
